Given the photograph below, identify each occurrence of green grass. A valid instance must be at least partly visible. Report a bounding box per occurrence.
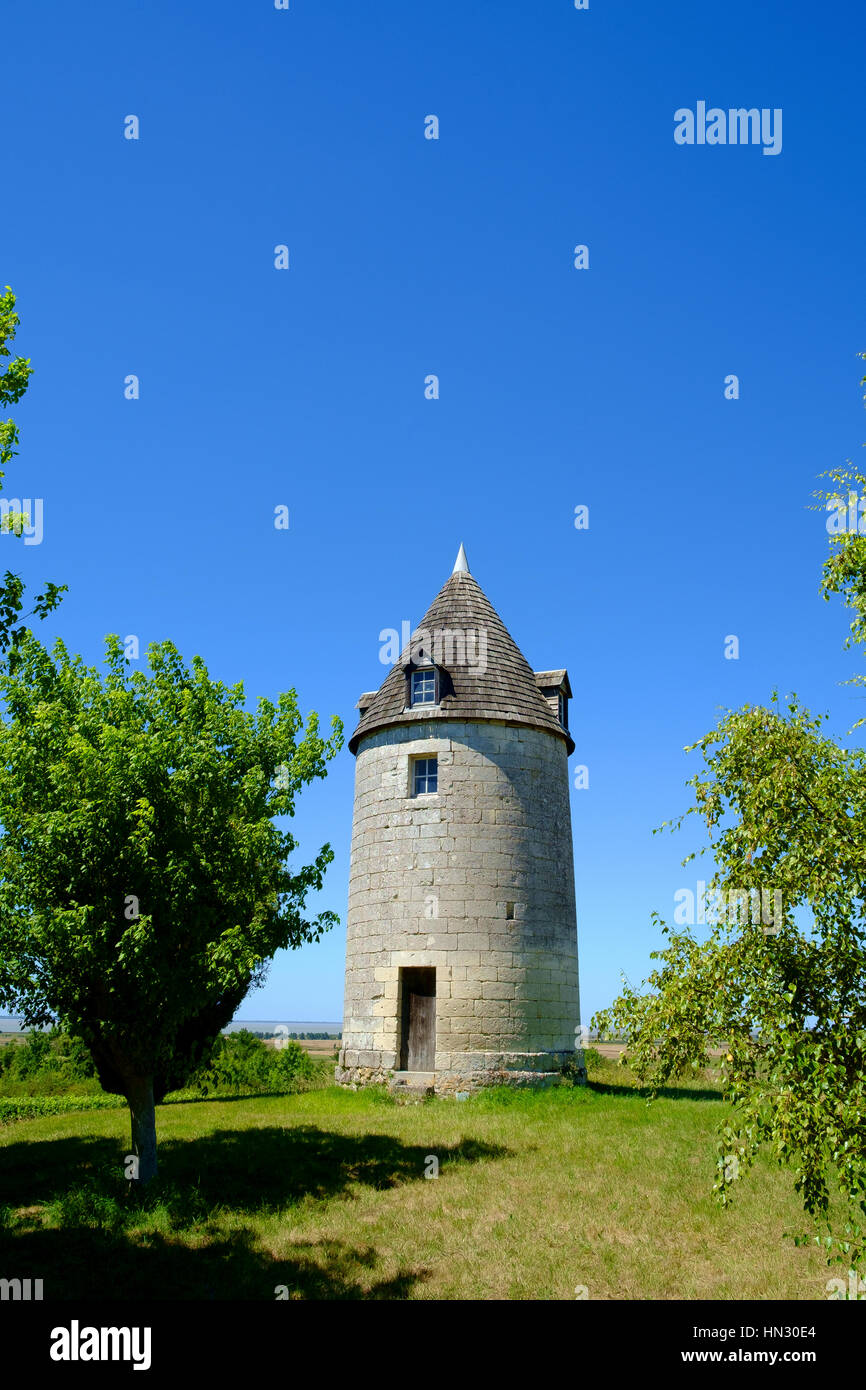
[0,1059,838,1301]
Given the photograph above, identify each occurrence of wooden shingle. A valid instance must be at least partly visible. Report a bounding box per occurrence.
[349,569,574,754]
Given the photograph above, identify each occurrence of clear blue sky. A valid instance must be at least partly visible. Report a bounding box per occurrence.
[4,0,865,1024]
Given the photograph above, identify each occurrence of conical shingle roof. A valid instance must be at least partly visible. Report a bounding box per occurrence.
[349,559,574,754]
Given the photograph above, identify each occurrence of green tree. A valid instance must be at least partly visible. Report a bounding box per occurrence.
[0,287,65,658]
[0,287,33,485]
[0,632,343,1181]
[594,354,866,1281]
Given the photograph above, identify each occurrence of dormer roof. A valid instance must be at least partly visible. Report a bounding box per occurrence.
[534,670,573,698]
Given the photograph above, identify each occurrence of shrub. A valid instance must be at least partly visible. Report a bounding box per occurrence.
[0,1027,326,1108]
[0,1028,102,1096]
[188,1030,271,1094]
[271,1038,316,1087]
[0,1094,124,1124]
[185,1029,319,1096]
[49,1029,97,1081]
[8,1029,52,1077]
[559,1052,588,1085]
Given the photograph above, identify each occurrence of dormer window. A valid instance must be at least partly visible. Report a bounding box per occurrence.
[558,693,567,729]
[410,668,437,706]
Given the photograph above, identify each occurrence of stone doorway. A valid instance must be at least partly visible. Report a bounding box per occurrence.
[399,967,436,1071]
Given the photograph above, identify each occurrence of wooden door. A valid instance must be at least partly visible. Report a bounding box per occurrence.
[400,967,436,1071]
[408,992,436,1071]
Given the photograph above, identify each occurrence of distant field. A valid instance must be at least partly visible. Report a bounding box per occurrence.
[292,1039,341,1057]
[592,1043,729,1060]
[0,1055,837,1301]
[257,1036,340,1056]
[225,1036,342,1056]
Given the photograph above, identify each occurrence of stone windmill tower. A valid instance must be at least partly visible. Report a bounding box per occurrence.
[336,546,581,1094]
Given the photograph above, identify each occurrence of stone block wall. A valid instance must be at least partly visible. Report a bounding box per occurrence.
[336,718,580,1091]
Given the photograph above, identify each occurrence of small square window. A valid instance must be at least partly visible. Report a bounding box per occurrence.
[411,669,436,706]
[412,756,438,795]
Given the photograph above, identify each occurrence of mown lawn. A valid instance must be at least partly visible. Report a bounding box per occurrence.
[0,1067,836,1301]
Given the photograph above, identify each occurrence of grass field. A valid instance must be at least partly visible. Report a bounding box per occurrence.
[282,1038,340,1059]
[0,1058,837,1302]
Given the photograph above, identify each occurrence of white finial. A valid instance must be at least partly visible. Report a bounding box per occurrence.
[453,543,470,574]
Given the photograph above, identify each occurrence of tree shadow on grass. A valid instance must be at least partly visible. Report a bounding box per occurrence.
[0,1223,428,1300]
[1,1126,507,1212]
[588,1080,724,1103]
[160,1125,506,1214]
[160,1089,320,1105]
[0,1125,508,1299]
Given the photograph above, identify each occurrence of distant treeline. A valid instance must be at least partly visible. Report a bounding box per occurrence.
[243,1031,341,1041]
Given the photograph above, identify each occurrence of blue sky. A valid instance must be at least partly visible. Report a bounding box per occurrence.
[3,0,865,1024]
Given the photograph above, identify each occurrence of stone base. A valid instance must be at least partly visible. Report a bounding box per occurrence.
[334,1064,391,1089]
[435,1068,561,1094]
[389,1071,436,1101]
[335,1049,585,1095]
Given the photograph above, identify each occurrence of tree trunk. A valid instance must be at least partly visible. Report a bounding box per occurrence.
[127,1076,158,1184]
